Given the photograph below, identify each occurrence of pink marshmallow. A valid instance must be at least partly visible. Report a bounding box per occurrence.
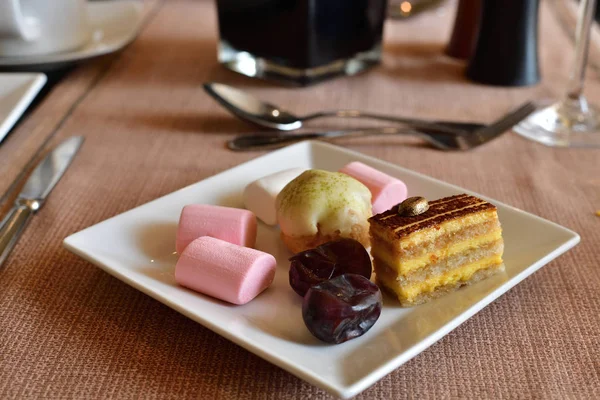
[176,204,257,253]
[175,236,276,305]
[339,161,408,215]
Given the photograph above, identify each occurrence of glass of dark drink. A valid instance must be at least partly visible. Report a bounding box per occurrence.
[215,0,388,86]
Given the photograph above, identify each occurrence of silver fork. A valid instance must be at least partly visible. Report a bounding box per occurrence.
[227,101,536,151]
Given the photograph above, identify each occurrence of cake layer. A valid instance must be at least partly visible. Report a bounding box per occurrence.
[372,228,502,274]
[376,255,504,305]
[378,262,505,307]
[369,195,498,252]
[370,194,496,237]
[374,238,504,284]
[370,208,499,252]
[371,218,500,257]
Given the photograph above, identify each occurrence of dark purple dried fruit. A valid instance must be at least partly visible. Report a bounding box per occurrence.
[302,274,382,344]
[289,238,372,297]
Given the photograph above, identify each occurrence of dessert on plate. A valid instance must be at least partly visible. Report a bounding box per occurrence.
[286,238,381,344]
[369,194,505,306]
[339,161,407,215]
[276,169,372,253]
[176,204,256,253]
[243,167,306,225]
[174,201,276,305]
[175,236,276,305]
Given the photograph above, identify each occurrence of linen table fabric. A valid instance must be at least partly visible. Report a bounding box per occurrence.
[1,0,598,398]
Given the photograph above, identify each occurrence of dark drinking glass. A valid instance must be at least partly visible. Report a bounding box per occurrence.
[216,0,388,86]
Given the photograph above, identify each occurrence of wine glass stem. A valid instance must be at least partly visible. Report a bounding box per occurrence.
[566,0,597,101]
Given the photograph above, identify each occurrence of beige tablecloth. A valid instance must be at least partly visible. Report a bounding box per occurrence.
[1,1,599,398]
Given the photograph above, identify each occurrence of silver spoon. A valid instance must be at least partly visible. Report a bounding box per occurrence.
[204,82,483,135]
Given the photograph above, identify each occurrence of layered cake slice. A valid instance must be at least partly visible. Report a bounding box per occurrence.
[369,194,504,306]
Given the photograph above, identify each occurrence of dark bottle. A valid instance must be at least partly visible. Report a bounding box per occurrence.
[466,0,540,86]
[446,0,481,60]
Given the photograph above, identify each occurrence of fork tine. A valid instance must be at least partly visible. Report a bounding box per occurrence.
[475,101,536,139]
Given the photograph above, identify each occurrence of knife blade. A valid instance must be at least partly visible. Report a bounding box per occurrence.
[0,136,84,269]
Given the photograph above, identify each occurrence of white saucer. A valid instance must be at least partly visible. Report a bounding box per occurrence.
[0,1,143,69]
[0,73,46,143]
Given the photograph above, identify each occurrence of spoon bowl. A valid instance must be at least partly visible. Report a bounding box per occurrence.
[203,83,302,130]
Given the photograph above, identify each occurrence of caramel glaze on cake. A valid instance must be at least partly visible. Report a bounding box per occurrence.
[369,194,505,306]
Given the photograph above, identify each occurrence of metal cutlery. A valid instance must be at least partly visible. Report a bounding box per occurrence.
[228,101,536,151]
[204,82,487,135]
[0,136,84,269]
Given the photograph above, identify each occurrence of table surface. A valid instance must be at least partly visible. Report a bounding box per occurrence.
[1,1,599,399]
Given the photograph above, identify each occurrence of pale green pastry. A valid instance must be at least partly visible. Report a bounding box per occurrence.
[276,169,372,237]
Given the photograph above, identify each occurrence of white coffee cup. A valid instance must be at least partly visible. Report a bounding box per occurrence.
[0,0,91,57]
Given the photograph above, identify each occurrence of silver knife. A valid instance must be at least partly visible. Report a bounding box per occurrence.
[0,136,84,269]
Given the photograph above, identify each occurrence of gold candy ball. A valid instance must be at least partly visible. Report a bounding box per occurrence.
[397,196,429,217]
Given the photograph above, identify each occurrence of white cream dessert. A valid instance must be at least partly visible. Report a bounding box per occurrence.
[243,168,306,225]
[276,169,372,253]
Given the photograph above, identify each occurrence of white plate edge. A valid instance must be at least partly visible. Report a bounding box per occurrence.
[0,73,47,144]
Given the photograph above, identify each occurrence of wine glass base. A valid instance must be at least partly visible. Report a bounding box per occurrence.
[514,97,600,147]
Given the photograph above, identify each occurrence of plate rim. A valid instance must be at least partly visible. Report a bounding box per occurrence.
[0,72,47,143]
[63,140,581,398]
[0,0,144,68]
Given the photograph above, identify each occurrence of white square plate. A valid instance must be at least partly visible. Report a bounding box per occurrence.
[63,141,580,398]
[0,73,46,143]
